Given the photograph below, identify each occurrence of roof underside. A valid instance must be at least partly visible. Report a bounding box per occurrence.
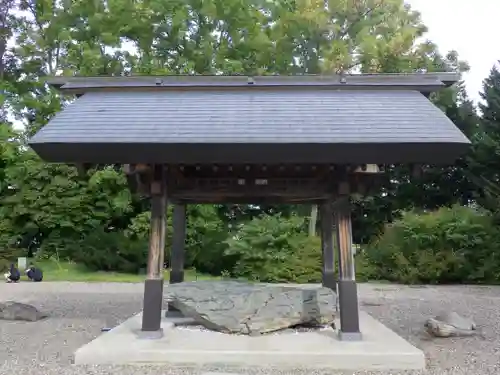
[29,74,470,165]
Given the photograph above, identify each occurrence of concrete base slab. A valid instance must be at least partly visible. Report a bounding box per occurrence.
[74,311,425,370]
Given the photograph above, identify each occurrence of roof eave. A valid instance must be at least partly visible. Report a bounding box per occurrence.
[44,72,460,95]
[29,141,471,165]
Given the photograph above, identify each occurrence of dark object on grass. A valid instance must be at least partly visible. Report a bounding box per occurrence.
[0,301,48,321]
[4,264,20,283]
[26,266,43,282]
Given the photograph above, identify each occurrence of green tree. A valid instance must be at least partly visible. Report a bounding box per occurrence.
[0,155,133,258]
[225,213,322,283]
[468,62,500,215]
[362,205,500,284]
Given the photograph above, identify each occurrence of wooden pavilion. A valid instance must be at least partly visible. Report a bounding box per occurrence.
[29,73,470,341]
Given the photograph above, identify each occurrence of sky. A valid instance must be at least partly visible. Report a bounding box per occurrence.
[406,0,499,104]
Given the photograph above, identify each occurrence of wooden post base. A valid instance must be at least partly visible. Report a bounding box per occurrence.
[141,278,164,333]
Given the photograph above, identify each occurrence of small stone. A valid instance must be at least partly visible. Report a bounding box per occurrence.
[424,311,478,338]
[166,281,336,335]
[433,311,476,330]
[0,301,48,322]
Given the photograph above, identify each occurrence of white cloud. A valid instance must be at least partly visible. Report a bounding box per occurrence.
[407,0,500,103]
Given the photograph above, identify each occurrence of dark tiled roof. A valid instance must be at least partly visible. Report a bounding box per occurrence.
[30,89,468,145]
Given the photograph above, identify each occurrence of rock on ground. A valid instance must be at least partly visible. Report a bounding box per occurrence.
[1,282,500,375]
[425,311,478,338]
[0,301,47,321]
[166,281,336,334]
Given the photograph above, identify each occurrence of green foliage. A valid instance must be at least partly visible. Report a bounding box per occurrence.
[1,155,134,260]
[0,246,24,271]
[124,210,168,241]
[225,214,321,283]
[124,205,231,274]
[362,205,500,284]
[68,229,148,274]
[353,253,379,282]
[185,205,233,275]
[467,62,500,218]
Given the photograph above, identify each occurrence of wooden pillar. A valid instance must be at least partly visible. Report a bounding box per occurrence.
[141,165,167,337]
[167,204,187,315]
[320,201,336,291]
[335,198,362,341]
[170,204,186,284]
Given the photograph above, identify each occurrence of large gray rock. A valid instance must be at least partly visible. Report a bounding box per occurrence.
[166,281,336,335]
[0,301,47,322]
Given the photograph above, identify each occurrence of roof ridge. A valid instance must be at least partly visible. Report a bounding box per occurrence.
[45,73,459,95]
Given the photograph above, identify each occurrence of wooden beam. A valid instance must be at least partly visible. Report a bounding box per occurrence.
[353,164,383,174]
[167,164,344,179]
[320,200,336,291]
[170,204,186,284]
[334,198,362,341]
[123,164,156,196]
[75,163,92,177]
[141,165,167,336]
[123,163,384,202]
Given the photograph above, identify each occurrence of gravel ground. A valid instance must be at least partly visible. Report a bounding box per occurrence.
[1,282,500,375]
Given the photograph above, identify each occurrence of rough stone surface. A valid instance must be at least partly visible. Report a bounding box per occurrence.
[166,281,336,335]
[425,311,479,338]
[1,282,500,374]
[0,301,47,322]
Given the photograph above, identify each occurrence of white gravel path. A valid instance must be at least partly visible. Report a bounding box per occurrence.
[1,282,499,375]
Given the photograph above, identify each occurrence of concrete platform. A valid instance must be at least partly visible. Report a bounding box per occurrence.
[74,311,425,370]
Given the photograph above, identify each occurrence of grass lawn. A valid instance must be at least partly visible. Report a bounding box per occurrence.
[23,259,220,283]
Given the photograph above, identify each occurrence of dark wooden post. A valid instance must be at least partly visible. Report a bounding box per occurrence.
[320,201,336,291]
[141,165,167,337]
[334,197,362,341]
[167,204,187,315]
[170,204,186,284]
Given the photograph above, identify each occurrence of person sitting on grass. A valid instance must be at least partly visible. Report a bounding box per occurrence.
[4,263,21,283]
[26,265,43,282]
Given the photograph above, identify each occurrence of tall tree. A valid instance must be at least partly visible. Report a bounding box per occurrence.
[467,62,500,214]
[0,0,15,78]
